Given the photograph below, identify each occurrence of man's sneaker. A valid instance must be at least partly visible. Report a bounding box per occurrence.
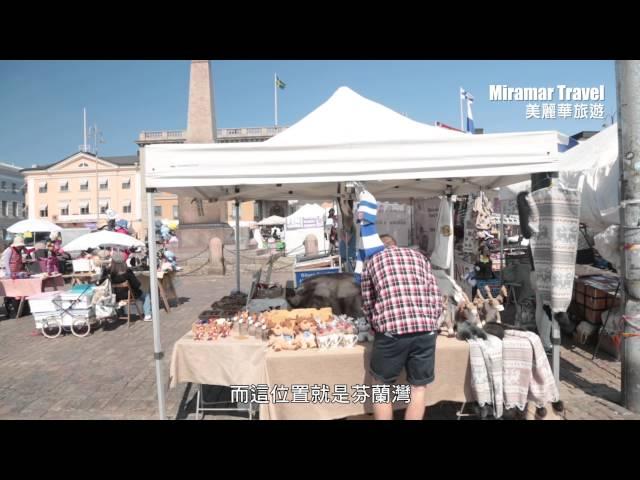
[144,315,152,322]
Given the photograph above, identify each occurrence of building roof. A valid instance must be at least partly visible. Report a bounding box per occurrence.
[101,155,138,166]
[0,162,24,175]
[20,151,138,173]
[571,131,599,141]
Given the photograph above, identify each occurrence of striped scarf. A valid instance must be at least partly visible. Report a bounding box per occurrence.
[354,191,385,283]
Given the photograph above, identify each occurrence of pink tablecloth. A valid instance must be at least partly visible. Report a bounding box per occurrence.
[0,275,64,298]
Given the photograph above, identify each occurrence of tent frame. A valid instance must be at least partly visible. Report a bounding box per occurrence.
[146,181,474,419]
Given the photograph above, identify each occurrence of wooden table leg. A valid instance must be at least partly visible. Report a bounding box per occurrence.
[158,282,170,313]
[16,297,25,318]
[164,276,178,304]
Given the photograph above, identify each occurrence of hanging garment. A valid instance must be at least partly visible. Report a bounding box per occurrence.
[463,194,477,254]
[353,191,385,283]
[527,185,582,313]
[474,192,494,231]
[430,197,453,270]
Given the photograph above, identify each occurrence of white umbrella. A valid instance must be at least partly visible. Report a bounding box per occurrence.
[8,219,63,234]
[63,230,145,251]
[258,215,286,226]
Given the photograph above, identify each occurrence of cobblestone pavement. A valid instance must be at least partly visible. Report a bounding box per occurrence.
[1,273,639,420]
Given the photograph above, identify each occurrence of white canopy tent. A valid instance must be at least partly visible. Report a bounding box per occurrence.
[499,124,620,234]
[284,203,328,256]
[146,87,574,202]
[143,86,575,419]
[258,215,286,226]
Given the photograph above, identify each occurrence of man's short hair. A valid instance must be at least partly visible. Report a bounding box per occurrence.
[380,234,397,247]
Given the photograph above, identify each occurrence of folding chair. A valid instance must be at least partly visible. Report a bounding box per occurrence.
[112,281,142,328]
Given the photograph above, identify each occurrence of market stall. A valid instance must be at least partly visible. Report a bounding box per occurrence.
[170,331,471,420]
[144,86,575,419]
[0,275,64,317]
[499,125,622,351]
[284,203,328,256]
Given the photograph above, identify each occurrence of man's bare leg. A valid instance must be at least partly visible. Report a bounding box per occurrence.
[372,401,394,420]
[404,385,427,420]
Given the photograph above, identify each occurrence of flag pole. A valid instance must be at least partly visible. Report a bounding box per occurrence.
[459,87,464,131]
[274,73,278,126]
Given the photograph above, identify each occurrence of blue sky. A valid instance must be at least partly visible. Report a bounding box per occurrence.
[0,60,616,168]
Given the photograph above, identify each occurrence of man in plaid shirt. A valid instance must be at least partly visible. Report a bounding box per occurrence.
[361,234,443,420]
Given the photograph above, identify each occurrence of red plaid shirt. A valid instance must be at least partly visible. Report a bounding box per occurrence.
[361,246,442,335]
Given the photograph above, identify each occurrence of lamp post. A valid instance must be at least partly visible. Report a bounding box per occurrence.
[89,125,105,226]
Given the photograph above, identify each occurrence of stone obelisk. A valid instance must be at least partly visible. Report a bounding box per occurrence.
[186,60,216,143]
[177,60,232,249]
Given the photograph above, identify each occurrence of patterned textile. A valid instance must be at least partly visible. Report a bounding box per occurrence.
[473,192,494,231]
[468,330,560,416]
[361,246,442,335]
[430,197,453,270]
[503,330,560,410]
[468,334,504,418]
[462,194,477,254]
[354,191,385,283]
[527,185,582,313]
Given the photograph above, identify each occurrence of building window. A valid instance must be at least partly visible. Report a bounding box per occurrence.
[123,204,132,214]
[173,205,179,219]
[12,183,16,193]
[1,181,5,190]
[80,203,90,215]
[12,202,17,217]
[60,181,69,192]
[39,182,47,193]
[78,162,89,167]
[154,206,162,217]
[122,179,131,189]
[60,205,69,216]
[100,202,110,214]
[22,205,27,218]
[80,180,89,191]
[1,201,7,217]
[40,205,48,218]
[99,179,109,190]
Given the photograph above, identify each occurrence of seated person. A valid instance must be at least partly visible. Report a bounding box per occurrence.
[97,251,152,322]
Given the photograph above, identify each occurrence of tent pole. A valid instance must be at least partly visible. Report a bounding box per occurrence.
[500,194,505,285]
[146,188,166,420]
[449,196,455,279]
[617,60,640,413]
[235,200,241,293]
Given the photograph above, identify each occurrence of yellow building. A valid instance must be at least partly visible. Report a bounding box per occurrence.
[21,151,178,236]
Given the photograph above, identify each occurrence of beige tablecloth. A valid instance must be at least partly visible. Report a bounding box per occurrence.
[0,275,64,298]
[170,333,267,388]
[170,332,472,420]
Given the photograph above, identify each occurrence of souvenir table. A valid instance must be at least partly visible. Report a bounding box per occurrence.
[135,270,178,313]
[0,274,65,317]
[169,332,472,420]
